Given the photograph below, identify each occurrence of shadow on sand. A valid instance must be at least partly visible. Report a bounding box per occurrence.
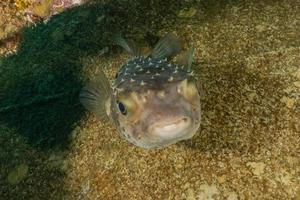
[0,0,188,198]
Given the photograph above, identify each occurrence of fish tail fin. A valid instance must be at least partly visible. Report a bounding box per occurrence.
[79,72,111,121]
[177,45,195,72]
[113,34,141,57]
[151,33,181,59]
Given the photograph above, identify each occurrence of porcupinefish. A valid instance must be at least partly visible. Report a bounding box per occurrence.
[79,33,201,149]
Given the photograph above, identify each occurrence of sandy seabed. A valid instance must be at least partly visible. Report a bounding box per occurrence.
[1,0,299,199]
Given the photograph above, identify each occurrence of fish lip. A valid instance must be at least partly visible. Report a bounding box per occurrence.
[146,116,193,141]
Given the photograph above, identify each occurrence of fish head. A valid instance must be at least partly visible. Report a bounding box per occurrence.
[110,77,201,149]
[80,33,201,149]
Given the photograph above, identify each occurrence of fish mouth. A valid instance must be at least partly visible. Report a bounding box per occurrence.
[147,116,193,143]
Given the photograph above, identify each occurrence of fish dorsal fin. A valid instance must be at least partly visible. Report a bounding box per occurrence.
[151,33,181,59]
[176,45,194,72]
[79,72,111,121]
[113,34,141,57]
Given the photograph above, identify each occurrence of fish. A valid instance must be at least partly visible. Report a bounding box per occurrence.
[79,33,201,149]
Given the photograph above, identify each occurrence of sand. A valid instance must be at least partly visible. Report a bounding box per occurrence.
[1,0,299,199]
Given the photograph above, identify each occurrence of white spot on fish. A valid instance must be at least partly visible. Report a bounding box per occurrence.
[141,95,147,102]
[177,87,181,94]
[155,72,160,76]
[157,90,166,99]
[168,76,174,82]
[146,70,150,74]
[130,78,135,83]
[140,80,146,86]
[116,87,124,92]
[189,71,195,76]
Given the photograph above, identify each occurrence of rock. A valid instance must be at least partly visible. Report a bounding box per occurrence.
[246,162,265,176]
[227,192,238,200]
[293,81,300,88]
[0,23,19,40]
[186,188,196,200]
[217,175,226,184]
[280,96,295,109]
[31,0,52,18]
[198,184,219,200]
[255,24,266,32]
[295,188,300,200]
[47,151,67,172]
[277,172,292,185]
[284,86,294,93]
[177,7,197,18]
[7,163,29,185]
[294,68,300,80]
[248,92,257,101]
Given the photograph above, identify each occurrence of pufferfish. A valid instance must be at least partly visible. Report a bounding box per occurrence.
[79,33,201,149]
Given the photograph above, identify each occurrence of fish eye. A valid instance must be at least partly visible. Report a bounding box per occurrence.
[117,101,127,115]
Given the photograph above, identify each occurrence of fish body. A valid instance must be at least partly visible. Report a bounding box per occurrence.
[80,34,201,149]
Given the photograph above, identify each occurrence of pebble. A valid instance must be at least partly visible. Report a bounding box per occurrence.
[186,188,196,200]
[246,162,266,176]
[293,81,300,88]
[7,163,29,185]
[227,192,238,200]
[255,24,266,32]
[47,151,67,172]
[295,188,300,200]
[217,175,226,184]
[294,68,300,80]
[248,92,257,101]
[198,184,219,200]
[177,7,197,18]
[280,96,295,109]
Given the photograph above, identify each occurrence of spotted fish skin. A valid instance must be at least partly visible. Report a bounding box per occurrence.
[114,57,189,92]
[80,33,201,149]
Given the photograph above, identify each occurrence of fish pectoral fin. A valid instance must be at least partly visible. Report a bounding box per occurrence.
[176,45,194,72]
[113,34,141,57]
[151,33,181,59]
[79,72,111,121]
